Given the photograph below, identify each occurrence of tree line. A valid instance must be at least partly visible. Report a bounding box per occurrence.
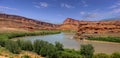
[0,39,120,58]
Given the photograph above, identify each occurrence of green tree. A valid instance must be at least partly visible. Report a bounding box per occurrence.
[17,40,33,51]
[5,40,20,54]
[80,44,94,58]
[33,40,49,54]
[39,44,57,57]
[55,41,63,51]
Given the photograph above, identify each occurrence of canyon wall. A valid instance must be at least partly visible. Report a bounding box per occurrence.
[0,13,59,31]
[0,13,120,35]
[74,20,120,39]
[58,18,79,30]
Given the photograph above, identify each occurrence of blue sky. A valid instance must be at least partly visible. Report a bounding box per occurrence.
[0,0,120,24]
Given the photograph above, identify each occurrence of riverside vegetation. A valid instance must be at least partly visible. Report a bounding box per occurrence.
[0,39,120,58]
[0,30,120,58]
[0,30,61,40]
[87,36,120,43]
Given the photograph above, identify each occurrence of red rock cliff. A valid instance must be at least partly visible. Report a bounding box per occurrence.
[75,20,120,39]
[0,13,59,31]
[59,18,79,30]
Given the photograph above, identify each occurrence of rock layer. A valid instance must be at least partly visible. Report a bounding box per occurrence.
[0,13,59,31]
[75,21,120,39]
[58,18,79,30]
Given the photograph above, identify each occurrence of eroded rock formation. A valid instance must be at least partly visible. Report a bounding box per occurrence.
[75,21,120,39]
[0,13,59,31]
[59,18,79,30]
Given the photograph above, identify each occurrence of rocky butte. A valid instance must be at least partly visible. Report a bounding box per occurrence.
[58,18,79,30]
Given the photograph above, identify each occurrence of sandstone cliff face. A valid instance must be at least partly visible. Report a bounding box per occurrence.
[1,13,120,33]
[0,13,59,31]
[59,18,79,30]
[75,20,120,39]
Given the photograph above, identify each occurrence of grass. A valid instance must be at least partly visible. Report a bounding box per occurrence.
[0,47,43,58]
[0,30,61,40]
[86,36,120,43]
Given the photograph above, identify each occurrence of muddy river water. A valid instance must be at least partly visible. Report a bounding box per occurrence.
[19,33,120,54]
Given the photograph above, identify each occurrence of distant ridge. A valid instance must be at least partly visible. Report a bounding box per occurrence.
[0,13,59,31]
[0,13,120,31]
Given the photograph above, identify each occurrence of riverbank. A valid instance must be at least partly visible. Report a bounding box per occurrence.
[0,30,61,40]
[0,47,43,58]
[0,39,120,58]
[83,39,120,45]
[86,36,120,43]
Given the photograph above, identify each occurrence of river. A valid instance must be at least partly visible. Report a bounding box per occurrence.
[18,33,120,54]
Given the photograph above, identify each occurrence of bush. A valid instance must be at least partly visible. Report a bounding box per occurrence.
[52,51,82,58]
[64,49,80,55]
[33,40,46,54]
[93,53,110,58]
[39,43,57,57]
[5,40,20,54]
[33,40,57,57]
[111,52,120,58]
[17,40,33,51]
[80,44,94,58]
[0,39,7,47]
[55,41,63,51]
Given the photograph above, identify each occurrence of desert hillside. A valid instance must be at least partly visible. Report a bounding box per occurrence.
[0,13,59,31]
[0,13,120,33]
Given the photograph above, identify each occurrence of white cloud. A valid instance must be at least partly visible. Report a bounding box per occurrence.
[61,3,74,8]
[81,0,88,7]
[111,8,120,14]
[39,2,48,7]
[34,2,48,8]
[108,1,120,14]
[109,1,120,9]
[84,13,98,18]
[0,6,18,10]
[80,11,85,15]
[80,10,101,19]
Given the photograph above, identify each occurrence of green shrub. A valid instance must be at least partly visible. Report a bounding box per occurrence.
[33,40,46,54]
[5,40,20,54]
[17,40,33,51]
[111,52,120,58]
[93,53,110,58]
[39,43,57,57]
[0,39,7,47]
[52,51,82,58]
[33,40,57,57]
[55,41,63,51]
[80,44,94,58]
[64,49,80,55]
